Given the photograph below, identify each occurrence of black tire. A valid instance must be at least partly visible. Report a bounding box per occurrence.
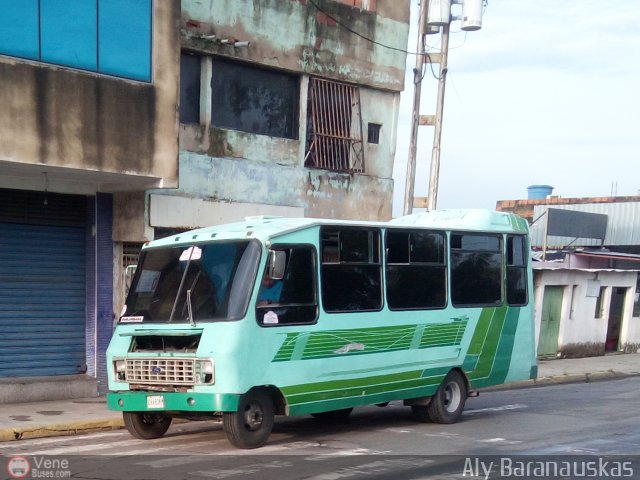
[427,370,467,424]
[123,412,172,440]
[310,408,353,421]
[223,390,274,449]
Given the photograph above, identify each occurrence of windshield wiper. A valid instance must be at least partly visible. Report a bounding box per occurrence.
[186,289,195,327]
[169,247,196,323]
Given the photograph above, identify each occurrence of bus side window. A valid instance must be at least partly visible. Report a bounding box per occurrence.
[507,235,528,305]
[256,246,318,326]
[321,227,382,313]
[450,233,503,307]
[386,230,447,310]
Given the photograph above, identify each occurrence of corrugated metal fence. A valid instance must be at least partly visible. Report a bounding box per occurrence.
[531,202,640,248]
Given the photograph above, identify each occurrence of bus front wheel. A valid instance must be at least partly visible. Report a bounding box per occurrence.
[123,412,172,439]
[427,370,467,424]
[223,389,274,449]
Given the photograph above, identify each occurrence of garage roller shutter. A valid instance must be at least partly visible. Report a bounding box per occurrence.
[0,222,86,376]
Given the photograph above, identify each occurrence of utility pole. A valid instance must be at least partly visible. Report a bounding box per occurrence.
[427,22,450,211]
[403,0,483,214]
[403,1,429,216]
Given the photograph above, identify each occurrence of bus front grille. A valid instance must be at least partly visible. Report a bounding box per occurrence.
[125,358,195,385]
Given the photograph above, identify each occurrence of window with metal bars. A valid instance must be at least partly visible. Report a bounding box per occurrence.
[304,77,365,174]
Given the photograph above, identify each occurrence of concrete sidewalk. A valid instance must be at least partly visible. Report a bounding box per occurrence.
[1,353,639,443]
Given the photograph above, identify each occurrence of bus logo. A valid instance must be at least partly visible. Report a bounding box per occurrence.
[152,366,163,374]
[335,342,365,354]
[7,456,30,478]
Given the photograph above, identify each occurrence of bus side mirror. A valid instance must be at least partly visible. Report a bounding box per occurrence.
[267,250,286,280]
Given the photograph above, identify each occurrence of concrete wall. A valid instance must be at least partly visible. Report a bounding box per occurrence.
[149,193,304,229]
[177,79,399,220]
[360,87,400,179]
[160,151,393,221]
[534,269,640,356]
[112,192,154,242]
[181,0,409,91]
[0,1,180,189]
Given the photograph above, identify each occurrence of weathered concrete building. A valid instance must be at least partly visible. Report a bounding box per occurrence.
[497,194,640,358]
[0,0,410,400]
[533,254,640,358]
[168,0,409,225]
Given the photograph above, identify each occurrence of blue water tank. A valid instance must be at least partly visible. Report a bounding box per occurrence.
[527,185,554,200]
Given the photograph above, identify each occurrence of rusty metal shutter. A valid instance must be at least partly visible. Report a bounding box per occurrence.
[0,190,87,377]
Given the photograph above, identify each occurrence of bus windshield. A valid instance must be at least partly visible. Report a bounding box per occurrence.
[122,240,261,323]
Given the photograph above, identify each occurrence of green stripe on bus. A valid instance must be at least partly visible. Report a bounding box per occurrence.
[273,321,468,362]
[470,306,521,388]
[282,366,451,408]
[469,306,508,379]
[466,308,495,356]
[463,306,523,388]
[282,369,423,396]
[420,317,467,348]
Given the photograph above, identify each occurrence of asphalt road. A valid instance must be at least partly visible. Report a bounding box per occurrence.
[1,378,639,479]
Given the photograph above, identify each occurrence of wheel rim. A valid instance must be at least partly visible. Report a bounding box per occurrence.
[243,401,264,431]
[443,381,462,413]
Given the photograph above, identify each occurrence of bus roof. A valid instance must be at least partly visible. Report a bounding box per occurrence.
[389,209,529,233]
[146,210,528,249]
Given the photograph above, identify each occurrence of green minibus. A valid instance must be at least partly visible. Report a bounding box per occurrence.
[107,209,536,448]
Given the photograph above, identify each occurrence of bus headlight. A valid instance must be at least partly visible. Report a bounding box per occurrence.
[196,359,214,384]
[113,359,126,381]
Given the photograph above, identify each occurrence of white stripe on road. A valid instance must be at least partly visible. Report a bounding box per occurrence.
[16,431,217,456]
[1,430,127,449]
[463,403,528,415]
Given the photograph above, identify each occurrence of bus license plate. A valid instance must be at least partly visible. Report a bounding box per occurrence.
[146,395,164,409]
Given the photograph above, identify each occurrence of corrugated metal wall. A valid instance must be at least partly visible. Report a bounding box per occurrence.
[531,202,640,248]
[85,197,96,379]
[96,193,113,393]
[84,193,114,392]
[0,189,87,377]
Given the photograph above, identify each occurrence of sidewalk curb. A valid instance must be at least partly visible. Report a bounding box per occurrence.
[0,418,124,442]
[479,370,639,392]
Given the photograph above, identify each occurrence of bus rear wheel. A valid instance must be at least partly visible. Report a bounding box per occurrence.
[223,389,274,449]
[427,370,467,424]
[123,412,172,439]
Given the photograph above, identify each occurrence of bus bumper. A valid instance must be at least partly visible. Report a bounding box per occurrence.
[106,391,240,413]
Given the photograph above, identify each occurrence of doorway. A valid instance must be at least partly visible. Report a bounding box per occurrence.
[606,287,627,352]
[538,286,563,357]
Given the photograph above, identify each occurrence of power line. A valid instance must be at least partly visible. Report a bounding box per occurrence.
[308,0,427,57]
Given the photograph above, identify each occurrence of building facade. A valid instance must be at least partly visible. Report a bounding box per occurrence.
[497,195,640,358]
[533,257,640,358]
[0,0,409,399]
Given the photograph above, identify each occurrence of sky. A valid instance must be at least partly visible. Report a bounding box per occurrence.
[392,0,640,217]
